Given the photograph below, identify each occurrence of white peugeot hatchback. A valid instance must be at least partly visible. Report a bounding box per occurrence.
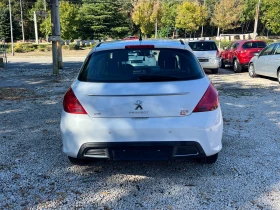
[60,39,223,164]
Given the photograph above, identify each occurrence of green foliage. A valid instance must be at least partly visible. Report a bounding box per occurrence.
[161,1,178,27]
[211,0,244,31]
[261,0,280,34]
[37,44,51,51]
[40,1,79,41]
[14,43,36,53]
[0,7,10,39]
[176,2,207,33]
[79,0,130,39]
[63,43,80,50]
[132,0,159,37]
[240,0,258,22]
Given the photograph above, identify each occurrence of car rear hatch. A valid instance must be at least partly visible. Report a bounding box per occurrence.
[72,78,209,118]
[73,47,209,118]
[240,41,266,60]
[188,41,219,64]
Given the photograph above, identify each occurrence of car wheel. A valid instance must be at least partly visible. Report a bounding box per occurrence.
[196,153,218,164]
[212,68,218,74]
[233,59,242,73]
[68,156,92,165]
[220,59,225,68]
[278,70,280,84]
[249,63,257,78]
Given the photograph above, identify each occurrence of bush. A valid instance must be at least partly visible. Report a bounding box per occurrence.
[14,43,36,53]
[69,43,80,50]
[37,44,51,52]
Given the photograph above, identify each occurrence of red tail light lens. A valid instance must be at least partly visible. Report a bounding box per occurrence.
[63,88,87,114]
[216,50,220,58]
[193,84,219,112]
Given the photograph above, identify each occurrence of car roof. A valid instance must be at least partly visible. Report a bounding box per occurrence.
[90,39,190,53]
[233,40,266,43]
[188,40,215,43]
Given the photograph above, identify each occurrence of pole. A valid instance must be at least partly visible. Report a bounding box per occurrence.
[34,12,39,44]
[51,0,63,75]
[55,0,63,70]
[253,0,261,40]
[20,0,25,42]
[51,0,58,75]
[8,0,14,56]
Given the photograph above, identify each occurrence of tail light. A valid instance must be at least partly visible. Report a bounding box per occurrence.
[216,50,220,58]
[193,84,219,112]
[63,88,87,114]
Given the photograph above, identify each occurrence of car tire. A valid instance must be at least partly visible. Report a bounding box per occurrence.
[233,59,242,73]
[220,59,225,68]
[277,70,280,84]
[68,156,92,165]
[249,63,257,78]
[196,153,218,164]
[212,68,218,74]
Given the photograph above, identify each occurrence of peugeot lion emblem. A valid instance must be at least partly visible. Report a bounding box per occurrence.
[135,100,143,110]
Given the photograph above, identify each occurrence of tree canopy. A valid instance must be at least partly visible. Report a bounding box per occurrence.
[0,0,279,42]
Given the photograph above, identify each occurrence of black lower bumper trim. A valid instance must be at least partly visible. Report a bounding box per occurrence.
[77,141,206,161]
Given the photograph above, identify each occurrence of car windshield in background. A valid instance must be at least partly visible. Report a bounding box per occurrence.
[188,42,218,51]
[78,48,204,82]
[242,42,266,49]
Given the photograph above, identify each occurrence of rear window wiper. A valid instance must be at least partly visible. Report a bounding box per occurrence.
[136,75,182,81]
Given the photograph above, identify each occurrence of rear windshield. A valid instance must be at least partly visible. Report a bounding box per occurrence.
[242,41,266,49]
[188,42,218,51]
[78,48,204,82]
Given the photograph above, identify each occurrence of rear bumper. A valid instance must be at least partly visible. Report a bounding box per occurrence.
[77,141,206,160]
[199,58,220,69]
[60,108,223,159]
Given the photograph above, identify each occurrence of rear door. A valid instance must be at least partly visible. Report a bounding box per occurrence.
[266,44,280,78]
[254,44,275,76]
[221,42,233,63]
[229,42,239,63]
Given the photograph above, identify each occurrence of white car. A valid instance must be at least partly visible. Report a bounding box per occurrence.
[249,42,280,83]
[188,40,220,74]
[60,39,223,164]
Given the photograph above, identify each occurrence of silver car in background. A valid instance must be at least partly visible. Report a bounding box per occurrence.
[249,42,280,84]
[188,40,220,74]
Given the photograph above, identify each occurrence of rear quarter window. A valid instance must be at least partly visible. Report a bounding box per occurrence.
[78,48,204,83]
[242,42,266,49]
[188,42,218,51]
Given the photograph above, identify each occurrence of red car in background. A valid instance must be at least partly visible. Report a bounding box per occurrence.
[122,36,139,40]
[220,40,267,73]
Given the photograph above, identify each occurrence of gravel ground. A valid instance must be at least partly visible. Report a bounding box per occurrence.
[0,63,280,210]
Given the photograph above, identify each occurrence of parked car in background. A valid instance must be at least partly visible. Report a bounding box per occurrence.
[122,36,139,40]
[249,42,280,84]
[127,50,157,67]
[220,40,267,73]
[60,39,223,165]
[188,40,220,74]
